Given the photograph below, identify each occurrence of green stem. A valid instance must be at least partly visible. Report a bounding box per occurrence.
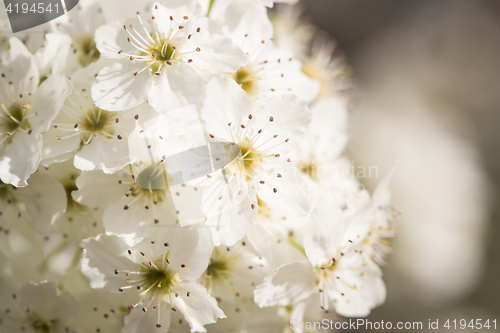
[287,235,306,257]
[207,0,216,17]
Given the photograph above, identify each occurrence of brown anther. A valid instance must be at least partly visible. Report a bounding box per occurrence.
[269,116,274,122]
[196,47,201,52]
[241,124,245,128]
[251,204,255,209]
[140,251,145,256]
[273,188,278,193]
[197,27,201,32]
[117,135,122,140]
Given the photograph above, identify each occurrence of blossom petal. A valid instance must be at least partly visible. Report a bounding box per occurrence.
[146,65,206,114]
[92,62,150,111]
[14,172,67,235]
[172,282,225,332]
[123,306,172,333]
[303,205,345,267]
[254,261,316,307]
[0,132,42,187]
[29,74,72,133]
[80,234,138,292]
[249,94,311,155]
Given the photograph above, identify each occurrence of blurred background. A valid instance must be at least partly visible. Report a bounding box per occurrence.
[301,0,500,330]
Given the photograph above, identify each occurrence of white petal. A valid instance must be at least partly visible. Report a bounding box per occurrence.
[123,305,171,333]
[163,227,214,281]
[80,234,138,291]
[256,52,321,103]
[256,165,311,217]
[146,65,206,114]
[205,194,257,246]
[249,94,311,155]
[72,170,126,208]
[92,62,150,111]
[17,281,78,322]
[254,261,316,307]
[29,74,73,133]
[327,261,386,317]
[201,76,254,140]
[94,18,143,59]
[224,1,273,50]
[34,33,72,76]
[41,128,80,166]
[14,172,67,234]
[303,205,345,267]
[74,135,134,174]
[0,132,42,187]
[186,32,247,76]
[172,282,225,332]
[102,197,177,245]
[1,38,39,98]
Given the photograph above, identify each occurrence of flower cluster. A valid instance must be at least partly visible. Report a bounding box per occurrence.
[0,0,396,332]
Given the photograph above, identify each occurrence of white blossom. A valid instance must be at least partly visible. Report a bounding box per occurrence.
[0,38,71,187]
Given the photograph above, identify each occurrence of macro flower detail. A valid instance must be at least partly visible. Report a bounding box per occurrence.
[201,76,312,217]
[92,1,246,113]
[224,2,320,103]
[42,70,157,173]
[81,229,223,332]
[254,205,386,318]
[0,38,71,187]
[0,280,78,333]
[0,0,399,331]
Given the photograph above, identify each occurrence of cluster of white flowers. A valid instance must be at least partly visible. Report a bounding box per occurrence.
[0,0,396,332]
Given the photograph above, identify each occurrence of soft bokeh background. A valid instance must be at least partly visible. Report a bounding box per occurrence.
[302,0,500,330]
